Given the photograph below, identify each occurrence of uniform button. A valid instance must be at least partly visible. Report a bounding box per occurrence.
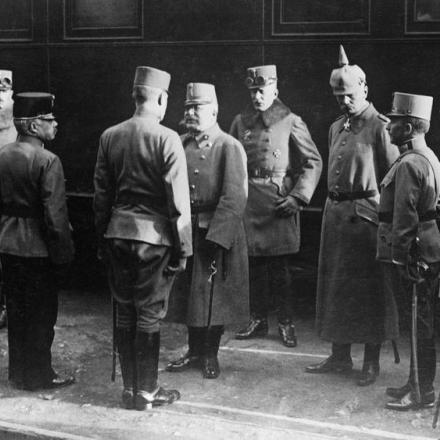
[203,135,209,140]
[194,169,199,175]
[341,141,346,146]
[200,155,206,160]
[335,170,340,175]
[206,142,212,148]
[337,155,342,159]
[191,200,195,204]
[335,185,340,189]
[190,184,195,190]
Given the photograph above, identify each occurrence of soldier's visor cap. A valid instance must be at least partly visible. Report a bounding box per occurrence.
[14,92,55,120]
[245,65,277,89]
[133,66,171,93]
[387,92,433,122]
[185,82,217,106]
[0,70,12,91]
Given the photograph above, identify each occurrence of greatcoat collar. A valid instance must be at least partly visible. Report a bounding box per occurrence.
[241,98,291,129]
[182,123,221,148]
[343,102,376,134]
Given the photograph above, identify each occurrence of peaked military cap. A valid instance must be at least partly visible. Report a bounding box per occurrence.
[0,70,12,91]
[133,66,171,92]
[185,82,217,105]
[14,92,55,120]
[329,45,366,95]
[245,65,277,89]
[387,92,433,121]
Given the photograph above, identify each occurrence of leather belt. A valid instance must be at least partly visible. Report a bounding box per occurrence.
[248,168,286,179]
[1,204,43,219]
[328,189,378,202]
[379,210,438,223]
[191,202,217,214]
[116,192,165,209]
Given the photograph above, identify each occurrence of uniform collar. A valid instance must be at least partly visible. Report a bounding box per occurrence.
[241,98,291,128]
[17,134,44,148]
[402,136,428,152]
[344,102,375,133]
[182,123,220,147]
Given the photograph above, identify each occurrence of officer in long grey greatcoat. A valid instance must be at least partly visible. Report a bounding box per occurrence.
[166,83,248,379]
[94,66,192,409]
[230,65,322,347]
[378,93,440,410]
[306,46,400,386]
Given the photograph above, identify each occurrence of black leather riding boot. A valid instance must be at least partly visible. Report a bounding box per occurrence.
[202,326,223,379]
[358,343,380,386]
[116,327,136,409]
[134,331,180,410]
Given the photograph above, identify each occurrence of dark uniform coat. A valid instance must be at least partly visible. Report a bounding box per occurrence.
[316,103,400,344]
[229,99,322,256]
[0,139,74,263]
[94,114,192,305]
[168,123,249,327]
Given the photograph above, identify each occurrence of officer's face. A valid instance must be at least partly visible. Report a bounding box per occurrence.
[0,89,13,111]
[184,103,217,132]
[34,118,58,142]
[335,84,368,115]
[250,84,278,112]
[386,117,409,147]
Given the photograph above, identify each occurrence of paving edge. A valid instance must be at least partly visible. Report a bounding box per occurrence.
[0,420,94,440]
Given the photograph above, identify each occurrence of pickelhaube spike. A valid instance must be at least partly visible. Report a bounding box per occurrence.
[338,45,349,67]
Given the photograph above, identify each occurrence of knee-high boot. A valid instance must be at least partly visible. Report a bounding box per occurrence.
[358,343,380,386]
[134,331,180,410]
[202,326,223,379]
[116,327,136,409]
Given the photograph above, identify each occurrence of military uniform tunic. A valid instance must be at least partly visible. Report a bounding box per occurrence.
[94,113,192,332]
[168,123,249,327]
[229,99,322,256]
[316,103,400,343]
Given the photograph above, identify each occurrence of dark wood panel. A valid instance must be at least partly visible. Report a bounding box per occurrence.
[406,0,440,34]
[0,0,33,41]
[144,0,262,41]
[271,0,371,37]
[64,0,143,40]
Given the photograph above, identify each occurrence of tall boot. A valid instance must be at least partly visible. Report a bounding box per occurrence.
[305,343,352,374]
[116,327,136,409]
[357,343,380,386]
[134,331,180,410]
[201,326,223,379]
[166,326,203,372]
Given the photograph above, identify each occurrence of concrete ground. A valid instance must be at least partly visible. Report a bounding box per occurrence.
[0,289,439,440]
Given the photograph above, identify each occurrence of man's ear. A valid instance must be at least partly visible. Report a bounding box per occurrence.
[29,120,39,135]
[274,88,279,98]
[404,122,414,136]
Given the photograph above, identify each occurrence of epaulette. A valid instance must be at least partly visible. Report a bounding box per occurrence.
[377,113,390,123]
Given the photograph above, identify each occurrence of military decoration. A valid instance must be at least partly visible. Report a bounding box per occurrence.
[243,130,251,141]
[273,149,281,159]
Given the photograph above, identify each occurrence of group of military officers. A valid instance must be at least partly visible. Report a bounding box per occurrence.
[0,44,438,414]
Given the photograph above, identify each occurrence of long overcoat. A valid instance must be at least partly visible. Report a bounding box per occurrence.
[167,123,249,327]
[316,103,400,344]
[229,99,322,256]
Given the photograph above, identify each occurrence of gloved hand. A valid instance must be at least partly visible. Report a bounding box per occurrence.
[274,195,304,218]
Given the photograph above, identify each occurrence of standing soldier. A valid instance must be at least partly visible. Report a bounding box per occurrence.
[306,46,400,386]
[166,83,248,379]
[0,70,17,329]
[94,66,192,409]
[0,92,75,390]
[378,93,440,410]
[230,65,322,347]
